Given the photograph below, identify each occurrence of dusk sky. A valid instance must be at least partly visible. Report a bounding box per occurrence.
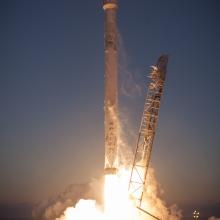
[1,0,220,218]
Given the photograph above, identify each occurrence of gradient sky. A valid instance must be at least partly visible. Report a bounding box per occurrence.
[1,0,220,212]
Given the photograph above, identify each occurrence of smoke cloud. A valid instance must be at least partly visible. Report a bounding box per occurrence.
[32,167,182,220]
[32,178,103,220]
[142,168,182,220]
[209,217,220,220]
[118,33,143,98]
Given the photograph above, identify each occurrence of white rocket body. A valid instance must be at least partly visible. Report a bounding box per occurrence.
[103,0,118,174]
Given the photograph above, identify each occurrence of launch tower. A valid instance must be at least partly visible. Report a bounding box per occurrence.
[129,55,169,210]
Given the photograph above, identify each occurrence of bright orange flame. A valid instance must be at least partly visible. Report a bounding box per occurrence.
[104,170,137,220]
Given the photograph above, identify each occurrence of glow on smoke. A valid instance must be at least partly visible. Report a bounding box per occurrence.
[56,168,138,220]
[56,167,182,220]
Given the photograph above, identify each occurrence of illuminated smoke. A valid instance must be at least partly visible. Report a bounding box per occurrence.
[32,178,103,220]
[209,217,220,220]
[55,200,103,220]
[141,168,182,220]
[118,33,143,98]
[41,166,182,220]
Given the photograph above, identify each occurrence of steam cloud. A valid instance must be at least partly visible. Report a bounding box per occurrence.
[32,167,182,220]
[209,217,220,220]
[32,178,103,220]
[118,33,143,98]
[141,168,182,220]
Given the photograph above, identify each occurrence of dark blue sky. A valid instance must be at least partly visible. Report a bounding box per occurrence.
[1,0,220,213]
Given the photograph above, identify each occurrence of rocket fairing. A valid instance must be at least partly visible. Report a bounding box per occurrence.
[103,0,118,174]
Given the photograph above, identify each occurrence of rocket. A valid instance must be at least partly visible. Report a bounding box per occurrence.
[103,0,118,175]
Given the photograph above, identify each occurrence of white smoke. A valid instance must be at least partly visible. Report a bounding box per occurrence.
[117,31,145,167]
[209,217,220,220]
[118,32,143,98]
[34,166,182,220]
[142,168,182,220]
[32,178,103,220]
[55,199,103,220]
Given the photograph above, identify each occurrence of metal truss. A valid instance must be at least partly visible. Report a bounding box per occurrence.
[128,55,168,210]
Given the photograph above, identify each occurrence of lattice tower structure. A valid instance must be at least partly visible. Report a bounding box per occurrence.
[128,55,169,208]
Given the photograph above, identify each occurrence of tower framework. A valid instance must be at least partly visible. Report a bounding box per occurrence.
[129,55,169,209]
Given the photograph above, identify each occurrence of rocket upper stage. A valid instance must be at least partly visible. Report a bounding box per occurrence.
[103,0,119,174]
[103,0,118,53]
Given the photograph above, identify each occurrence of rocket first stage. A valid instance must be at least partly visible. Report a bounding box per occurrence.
[103,0,118,175]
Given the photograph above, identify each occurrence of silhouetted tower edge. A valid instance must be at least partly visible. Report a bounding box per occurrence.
[128,55,169,210]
